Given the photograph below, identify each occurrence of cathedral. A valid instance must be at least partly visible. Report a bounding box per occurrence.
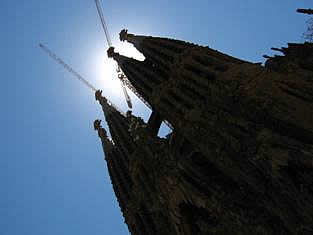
[93,28,313,234]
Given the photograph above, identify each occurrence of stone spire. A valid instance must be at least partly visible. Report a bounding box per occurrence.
[119,29,195,71]
[108,35,251,135]
[119,29,248,70]
[95,90,135,160]
[116,31,313,218]
[111,31,253,127]
[93,119,132,216]
[114,32,313,175]
[93,119,114,155]
[98,30,313,234]
[107,47,163,106]
[94,97,167,235]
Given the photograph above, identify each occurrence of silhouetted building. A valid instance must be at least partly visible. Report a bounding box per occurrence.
[95,29,313,234]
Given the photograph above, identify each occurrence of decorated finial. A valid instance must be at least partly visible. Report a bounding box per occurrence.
[107,47,115,58]
[95,90,103,101]
[95,89,115,115]
[94,119,102,130]
[93,119,109,141]
[126,110,132,118]
[119,29,128,42]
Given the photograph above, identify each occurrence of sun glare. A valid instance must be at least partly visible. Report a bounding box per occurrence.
[115,42,145,61]
[91,42,145,99]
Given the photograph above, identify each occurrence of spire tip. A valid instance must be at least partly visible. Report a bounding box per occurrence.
[94,119,102,130]
[119,29,128,42]
[107,47,115,58]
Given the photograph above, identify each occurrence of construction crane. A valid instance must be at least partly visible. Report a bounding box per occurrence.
[39,43,124,115]
[94,0,132,109]
[94,0,172,129]
[94,0,173,130]
[39,43,172,129]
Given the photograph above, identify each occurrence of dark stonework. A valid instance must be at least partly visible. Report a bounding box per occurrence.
[95,29,313,234]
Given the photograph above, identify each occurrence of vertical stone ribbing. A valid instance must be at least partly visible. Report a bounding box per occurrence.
[93,120,132,212]
[135,213,149,235]
[94,99,162,235]
[95,30,313,234]
[106,150,129,207]
[122,58,163,87]
[139,205,157,235]
[108,47,168,93]
[119,29,194,70]
[106,116,133,159]
[111,31,253,134]
[110,148,132,199]
[95,90,135,162]
[119,29,249,69]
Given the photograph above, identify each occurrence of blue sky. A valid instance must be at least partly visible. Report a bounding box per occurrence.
[1,0,312,234]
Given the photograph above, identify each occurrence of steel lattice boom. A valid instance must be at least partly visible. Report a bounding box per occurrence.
[121,76,173,129]
[94,0,112,47]
[94,0,132,109]
[94,1,172,129]
[39,43,125,115]
[39,43,97,92]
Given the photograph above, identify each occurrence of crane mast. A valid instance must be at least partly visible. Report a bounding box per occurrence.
[94,0,132,109]
[94,0,172,129]
[94,0,112,47]
[39,43,124,115]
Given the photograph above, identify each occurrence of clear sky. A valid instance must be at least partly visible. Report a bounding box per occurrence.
[1,0,312,234]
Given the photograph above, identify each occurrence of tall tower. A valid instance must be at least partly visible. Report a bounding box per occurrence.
[97,30,313,234]
[94,90,174,235]
[93,119,129,215]
[110,30,313,180]
[94,90,278,235]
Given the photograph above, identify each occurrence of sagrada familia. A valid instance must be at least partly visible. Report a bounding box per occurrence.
[93,10,313,235]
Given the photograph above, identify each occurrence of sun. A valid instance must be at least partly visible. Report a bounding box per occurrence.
[90,41,145,99]
[93,54,121,96]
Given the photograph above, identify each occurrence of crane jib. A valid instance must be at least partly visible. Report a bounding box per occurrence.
[38,43,126,116]
[94,0,133,109]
